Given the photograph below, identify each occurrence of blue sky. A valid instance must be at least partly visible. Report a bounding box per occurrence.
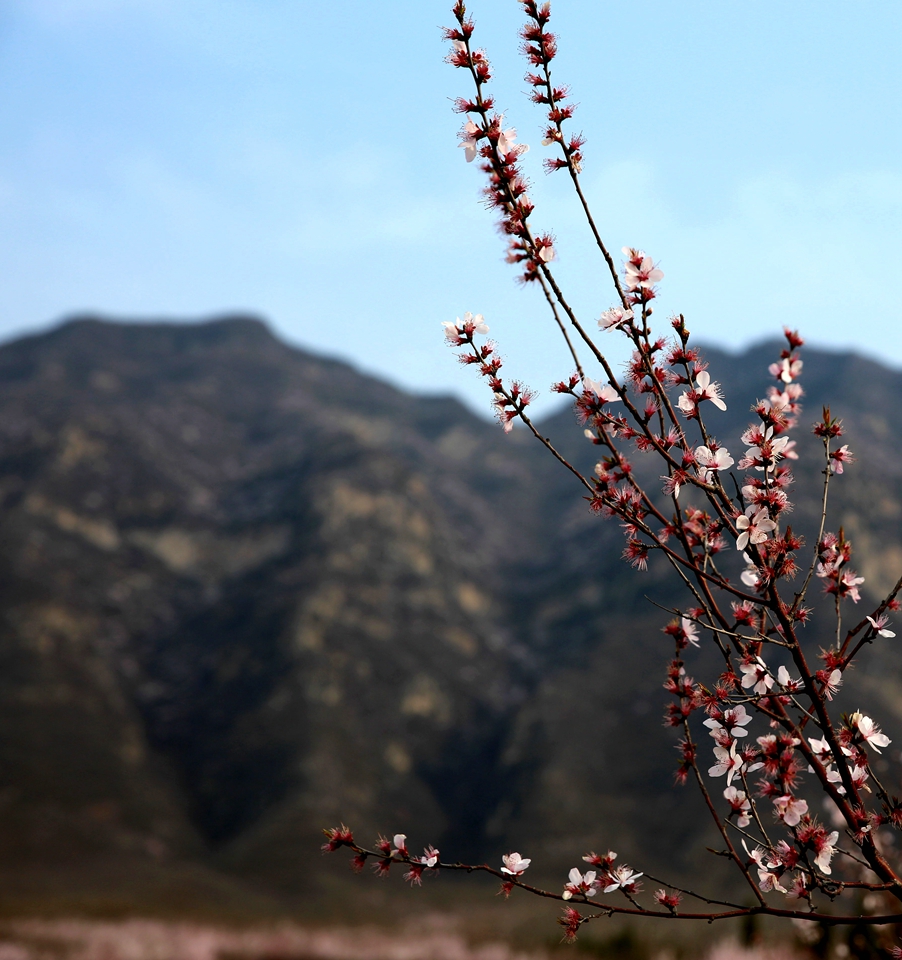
[1,0,900,416]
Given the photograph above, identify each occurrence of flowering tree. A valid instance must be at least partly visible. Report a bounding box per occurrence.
[324,1,902,947]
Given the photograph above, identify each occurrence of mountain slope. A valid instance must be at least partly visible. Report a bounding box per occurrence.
[0,317,899,910]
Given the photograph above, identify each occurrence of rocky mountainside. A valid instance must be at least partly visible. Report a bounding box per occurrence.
[0,317,899,914]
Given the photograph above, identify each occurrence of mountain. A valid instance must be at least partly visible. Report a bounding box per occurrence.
[0,316,898,915]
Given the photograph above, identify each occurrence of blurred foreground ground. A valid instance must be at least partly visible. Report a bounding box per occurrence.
[0,915,804,960]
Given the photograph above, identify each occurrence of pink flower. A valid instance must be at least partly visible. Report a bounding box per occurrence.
[583,849,616,867]
[654,889,682,908]
[622,247,664,291]
[786,874,808,899]
[723,785,752,828]
[852,712,892,753]
[403,864,425,885]
[769,357,803,383]
[823,668,843,700]
[850,764,870,789]
[735,507,777,552]
[839,570,865,603]
[829,444,854,475]
[774,794,808,827]
[598,306,634,331]
[497,124,528,157]
[677,391,697,417]
[661,470,689,499]
[678,372,726,416]
[501,852,531,875]
[826,761,869,795]
[867,614,895,638]
[392,834,408,857]
[458,120,481,162]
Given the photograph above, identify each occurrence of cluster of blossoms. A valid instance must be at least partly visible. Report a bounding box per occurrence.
[815,530,865,603]
[442,311,534,432]
[446,2,557,283]
[326,0,902,948]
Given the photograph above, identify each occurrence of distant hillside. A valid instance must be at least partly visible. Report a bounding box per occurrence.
[0,316,898,915]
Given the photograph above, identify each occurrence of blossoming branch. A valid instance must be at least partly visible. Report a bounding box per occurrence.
[324,1,902,947]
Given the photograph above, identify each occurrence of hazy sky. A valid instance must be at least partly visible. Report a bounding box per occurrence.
[1,1,900,416]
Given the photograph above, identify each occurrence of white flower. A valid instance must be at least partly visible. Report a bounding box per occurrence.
[570,867,595,887]
[682,617,700,647]
[758,870,787,894]
[392,834,407,852]
[823,668,842,701]
[583,377,620,404]
[740,554,761,588]
[867,615,896,638]
[814,831,839,874]
[562,867,598,900]
[735,507,777,552]
[419,845,440,867]
[808,737,833,765]
[777,665,801,691]
[852,712,892,753]
[740,657,774,696]
[825,765,846,795]
[709,743,743,785]
[695,370,727,411]
[442,312,489,341]
[742,841,786,894]
[704,704,752,739]
[603,864,643,893]
[598,306,634,331]
[463,311,489,334]
[695,445,734,483]
[501,852,531,875]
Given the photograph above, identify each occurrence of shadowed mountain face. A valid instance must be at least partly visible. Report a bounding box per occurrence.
[0,316,900,908]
